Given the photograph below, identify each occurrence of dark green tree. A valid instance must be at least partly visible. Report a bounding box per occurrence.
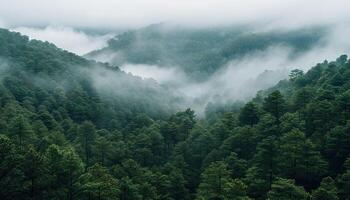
[196,161,250,200]
[78,121,96,166]
[239,102,260,126]
[263,90,287,125]
[311,177,339,200]
[267,178,309,200]
[80,164,120,200]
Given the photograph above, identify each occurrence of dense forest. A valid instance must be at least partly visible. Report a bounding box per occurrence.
[1,27,350,200]
[87,24,325,80]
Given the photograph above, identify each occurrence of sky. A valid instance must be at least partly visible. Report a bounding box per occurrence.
[0,0,350,29]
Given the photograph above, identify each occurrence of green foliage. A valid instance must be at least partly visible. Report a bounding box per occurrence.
[1,28,350,200]
[311,177,339,200]
[263,90,287,124]
[196,161,250,200]
[267,178,309,200]
[239,102,259,126]
[79,164,120,200]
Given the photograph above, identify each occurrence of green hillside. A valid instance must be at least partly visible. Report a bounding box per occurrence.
[1,28,350,200]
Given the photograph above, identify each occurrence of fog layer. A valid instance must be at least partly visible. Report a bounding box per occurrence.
[120,25,350,113]
[11,26,114,55]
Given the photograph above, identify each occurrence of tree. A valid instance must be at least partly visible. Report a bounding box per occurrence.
[8,115,34,146]
[45,145,84,200]
[325,122,350,173]
[292,87,313,111]
[263,90,286,124]
[80,164,120,200]
[239,102,259,126]
[267,178,309,200]
[0,135,23,200]
[225,152,248,179]
[279,129,327,186]
[336,54,348,65]
[78,121,96,166]
[196,161,250,200]
[289,69,304,81]
[338,90,350,122]
[250,136,279,190]
[338,158,350,199]
[22,145,49,199]
[95,136,114,166]
[305,100,336,139]
[311,177,339,200]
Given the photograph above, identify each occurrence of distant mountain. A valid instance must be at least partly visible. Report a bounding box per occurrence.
[86,24,326,81]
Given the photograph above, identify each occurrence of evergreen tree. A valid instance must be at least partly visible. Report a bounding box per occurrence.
[78,121,96,166]
[311,177,339,200]
[196,161,250,200]
[267,178,309,200]
[239,102,260,126]
[263,90,287,125]
[80,164,120,200]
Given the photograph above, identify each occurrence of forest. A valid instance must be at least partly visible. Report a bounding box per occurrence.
[1,25,350,200]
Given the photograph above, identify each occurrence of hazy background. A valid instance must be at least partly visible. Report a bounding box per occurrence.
[1,0,350,113]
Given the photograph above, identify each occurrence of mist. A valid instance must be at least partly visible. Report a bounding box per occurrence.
[10,26,114,55]
[118,24,350,114]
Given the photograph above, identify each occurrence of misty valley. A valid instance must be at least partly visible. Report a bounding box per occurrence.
[1,1,350,199]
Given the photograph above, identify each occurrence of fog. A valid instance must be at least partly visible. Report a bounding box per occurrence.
[119,24,350,113]
[10,26,114,55]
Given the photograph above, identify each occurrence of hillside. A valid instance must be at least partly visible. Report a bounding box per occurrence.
[86,24,325,81]
[1,27,350,199]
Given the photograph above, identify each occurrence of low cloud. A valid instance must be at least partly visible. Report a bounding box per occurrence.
[11,26,114,55]
[120,64,187,85]
[116,25,350,114]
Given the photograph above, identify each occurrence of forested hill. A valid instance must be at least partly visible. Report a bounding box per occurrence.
[86,24,325,80]
[0,28,184,122]
[1,26,350,200]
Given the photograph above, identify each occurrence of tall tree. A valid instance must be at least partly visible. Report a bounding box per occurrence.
[196,161,250,200]
[263,90,287,125]
[80,164,120,200]
[267,178,309,200]
[311,177,339,200]
[239,102,260,126]
[45,145,84,200]
[22,145,48,199]
[78,121,96,166]
[250,136,279,190]
[0,135,23,200]
[279,129,327,186]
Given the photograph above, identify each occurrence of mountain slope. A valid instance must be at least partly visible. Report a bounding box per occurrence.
[86,24,325,80]
[1,27,350,200]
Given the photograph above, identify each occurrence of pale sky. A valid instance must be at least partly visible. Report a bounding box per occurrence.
[1,0,350,29]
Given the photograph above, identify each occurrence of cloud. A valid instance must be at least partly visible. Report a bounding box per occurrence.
[1,0,350,29]
[11,26,114,55]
